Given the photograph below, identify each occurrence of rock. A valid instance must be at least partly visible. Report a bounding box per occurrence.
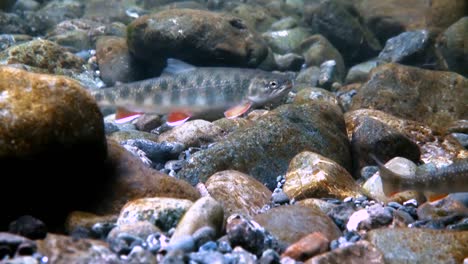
[0,232,35,259]
[362,172,425,204]
[345,59,385,84]
[344,109,468,168]
[118,139,184,166]
[107,130,159,143]
[437,17,468,77]
[211,118,251,136]
[107,222,160,254]
[346,204,393,231]
[8,216,47,240]
[37,234,121,264]
[296,198,338,216]
[229,3,277,32]
[0,66,107,227]
[294,66,320,87]
[83,0,139,24]
[366,228,468,264]
[25,0,84,35]
[270,17,298,31]
[354,0,467,35]
[327,203,356,230]
[178,99,351,190]
[225,214,281,257]
[299,34,345,80]
[134,114,162,132]
[306,240,385,264]
[95,36,143,86]
[417,196,468,221]
[170,197,224,243]
[349,63,468,133]
[349,115,421,175]
[205,170,272,219]
[0,12,29,34]
[64,211,117,236]
[303,0,381,66]
[157,120,224,148]
[10,0,40,12]
[262,27,312,55]
[0,39,84,74]
[127,8,268,71]
[378,30,443,70]
[284,151,363,201]
[116,197,193,232]
[253,205,341,244]
[281,232,329,261]
[273,53,304,72]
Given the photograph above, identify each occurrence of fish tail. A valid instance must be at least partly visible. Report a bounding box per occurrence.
[369,154,402,196]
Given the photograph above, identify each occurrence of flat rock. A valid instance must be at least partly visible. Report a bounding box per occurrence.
[178,98,351,190]
[296,198,338,216]
[284,151,363,201]
[253,205,341,244]
[157,120,224,148]
[127,8,268,71]
[0,66,107,227]
[116,197,193,232]
[437,17,468,77]
[281,232,329,261]
[366,228,468,264]
[306,240,384,264]
[205,170,272,219]
[37,234,121,264]
[170,197,224,243]
[350,63,468,132]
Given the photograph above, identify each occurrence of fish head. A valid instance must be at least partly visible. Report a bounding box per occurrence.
[247,73,293,105]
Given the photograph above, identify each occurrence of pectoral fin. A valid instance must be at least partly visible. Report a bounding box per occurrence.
[115,107,143,124]
[224,102,252,119]
[167,111,191,126]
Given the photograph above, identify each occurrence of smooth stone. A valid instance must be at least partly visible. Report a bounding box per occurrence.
[205,170,272,219]
[37,234,120,264]
[274,53,304,72]
[417,196,468,221]
[88,139,200,215]
[293,87,340,106]
[262,27,312,55]
[281,232,329,261]
[303,0,381,66]
[64,211,117,235]
[116,197,193,232]
[306,240,384,264]
[170,197,224,243]
[284,151,363,201]
[366,228,468,264]
[437,17,468,77]
[107,222,160,244]
[349,63,468,132]
[127,8,268,71]
[157,120,223,148]
[296,198,338,215]
[0,39,84,74]
[345,59,385,84]
[0,66,107,226]
[229,3,276,32]
[107,130,159,143]
[294,66,320,87]
[83,0,139,24]
[253,205,341,244]
[178,98,351,190]
[134,114,162,132]
[346,204,393,231]
[345,109,468,168]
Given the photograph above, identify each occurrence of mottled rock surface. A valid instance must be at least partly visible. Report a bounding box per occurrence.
[366,228,468,264]
[205,170,271,219]
[350,63,468,132]
[254,205,341,244]
[437,17,468,77]
[306,240,385,264]
[157,120,224,148]
[178,100,351,190]
[284,152,362,200]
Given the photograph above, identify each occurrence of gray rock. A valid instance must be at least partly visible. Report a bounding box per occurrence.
[303,0,381,66]
[262,27,312,55]
[127,8,268,71]
[327,203,356,230]
[0,12,29,34]
[307,240,385,264]
[228,3,276,33]
[0,0,16,11]
[119,139,184,164]
[274,53,304,71]
[450,133,468,148]
[107,222,160,254]
[378,30,443,70]
[345,59,385,84]
[294,66,320,87]
[270,17,298,31]
[437,17,468,77]
[157,120,223,148]
[178,100,351,190]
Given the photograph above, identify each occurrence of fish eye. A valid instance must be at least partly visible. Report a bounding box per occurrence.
[269,81,277,88]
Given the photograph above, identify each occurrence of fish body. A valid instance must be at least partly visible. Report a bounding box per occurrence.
[371,155,468,196]
[91,59,293,124]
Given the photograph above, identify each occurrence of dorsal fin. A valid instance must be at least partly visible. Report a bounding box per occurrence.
[162,58,197,75]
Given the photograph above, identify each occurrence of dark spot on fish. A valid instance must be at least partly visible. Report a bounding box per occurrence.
[153,93,163,104]
[159,80,168,91]
[196,75,204,86]
[205,81,216,105]
[94,92,103,102]
[233,74,241,85]
[213,74,222,87]
[179,76,188,86]
[119,86,130,98]
[241,79,250,90]
[106,91,116,103]
[135,91,144,104]
[170,84,180,103]
[143,83,152,93]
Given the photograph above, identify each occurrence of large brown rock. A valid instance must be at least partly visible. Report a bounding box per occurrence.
[0,66,106,227]
[127,8,268,71]
[350,63,468,132]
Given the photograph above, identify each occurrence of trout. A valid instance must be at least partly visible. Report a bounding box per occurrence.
[91,59,293,126]
[371,155,468,200]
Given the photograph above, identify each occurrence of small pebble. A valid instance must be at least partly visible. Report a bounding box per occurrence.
[403,199,418,207]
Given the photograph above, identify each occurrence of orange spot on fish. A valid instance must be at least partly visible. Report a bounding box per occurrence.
[167,111,191,126]
[224,101,252,119]
[115,107,143,123]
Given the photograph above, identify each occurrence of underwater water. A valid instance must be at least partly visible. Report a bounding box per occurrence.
[0,0,467,263]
